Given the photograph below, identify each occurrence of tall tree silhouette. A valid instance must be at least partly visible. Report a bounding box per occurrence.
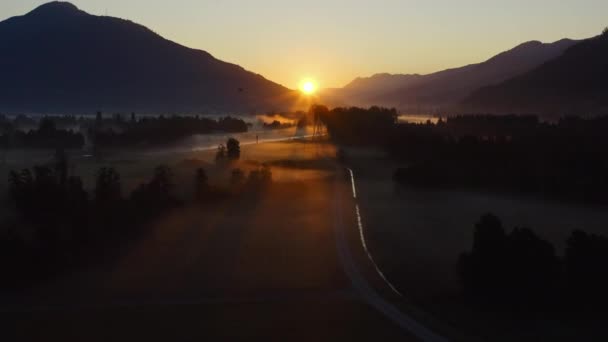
[95,167,122,204]
[505,227,559,304]
[54,148,68,186]
[216,144,227,163]
[154,165,173,192]
[227,138,241,160]
[131,165,176,211]
[231,168,245,187]
[565,230,608,306]
[459,213,508,293]
[195,168,209,200]
[8,169,34,213]
[460,214,559,307]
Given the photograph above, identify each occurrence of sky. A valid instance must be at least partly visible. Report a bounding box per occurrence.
[1,0,607,89]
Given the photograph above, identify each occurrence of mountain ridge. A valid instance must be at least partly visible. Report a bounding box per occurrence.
[462,32,608,115]
[0,1,297,114]
[321,38,578,111]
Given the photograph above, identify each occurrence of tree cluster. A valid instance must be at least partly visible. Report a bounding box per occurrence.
[0,151,274,290]
[459,214,608,311]
[0,161,179,290]
[230,166,272,191]
[312,105,398,145]
[216,138,241,163]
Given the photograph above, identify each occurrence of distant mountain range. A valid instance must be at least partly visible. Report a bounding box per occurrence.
[463,32,608,115]
[321,39,581,114]
[0,2,297,114]
[2,2,606,116]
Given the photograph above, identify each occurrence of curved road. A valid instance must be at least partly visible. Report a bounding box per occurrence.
[334,166,449,342]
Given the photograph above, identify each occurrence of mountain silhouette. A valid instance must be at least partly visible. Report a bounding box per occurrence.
[0,2,297,114]
[463,31,608,115]
[322,39,577,111]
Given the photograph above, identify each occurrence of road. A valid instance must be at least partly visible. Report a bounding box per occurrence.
[336,167,449,342]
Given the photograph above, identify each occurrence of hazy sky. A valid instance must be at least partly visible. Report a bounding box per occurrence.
[2,0,607,89]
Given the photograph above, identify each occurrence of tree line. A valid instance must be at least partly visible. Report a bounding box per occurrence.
[92,114,249,147]
[391,116,608,203]
[0,114,251,150]
[262,120,295,130]
[0,117,84,149]
[459,213,608,311]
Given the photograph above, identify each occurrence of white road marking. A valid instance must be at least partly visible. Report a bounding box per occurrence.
[348,167,358,199]
[335,167,449,342]
[347,167,402,296]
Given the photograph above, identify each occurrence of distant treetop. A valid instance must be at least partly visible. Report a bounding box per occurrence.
[603,26,608,35]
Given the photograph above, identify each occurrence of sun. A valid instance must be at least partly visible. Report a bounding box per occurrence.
[300,80,317,95]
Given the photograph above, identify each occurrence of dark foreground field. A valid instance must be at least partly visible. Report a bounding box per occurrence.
[2,140,419,341]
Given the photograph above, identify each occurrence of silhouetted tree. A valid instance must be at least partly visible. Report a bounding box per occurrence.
[244,166,273,191]
[66,176,88,206]
[95,167,122,204]
[8,169,34,213]
[32,166,61,215]
[64,175,89,241]
[38,117,57,136]
[227,138,241,160]
[459,214,559,308]
[247,169,261,186]
[215,144,227,163]
[54,148,68,186]
[505,227,559,304]
[131,165,176,211]
[195,168,209,200]
[149,165,174,200]
[459,213,507,294]
[260,165,272,185]
[231,168,245,187]
[310,104,330,124]
[565,230,608,307]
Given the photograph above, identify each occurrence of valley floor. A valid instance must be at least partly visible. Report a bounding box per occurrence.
[2,139,424,341]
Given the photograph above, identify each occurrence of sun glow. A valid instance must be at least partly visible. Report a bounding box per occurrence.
[300,80,317,95]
